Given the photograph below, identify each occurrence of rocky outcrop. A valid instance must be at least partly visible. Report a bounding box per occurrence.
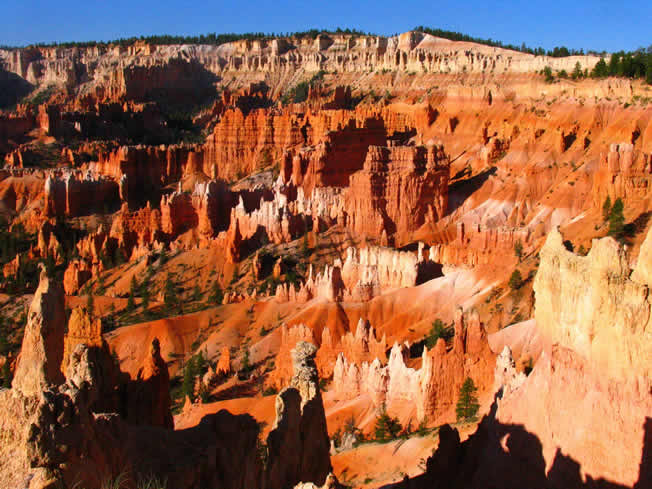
[276,244,440,304]
[269,324,316,388]
[0,35,599,109]
[344,142,450,243]
[497,227,651,485]
[265,341,331,489]
[341,245,423,297]
[216,345,231,376]
[592,142,652,209]
[493,345,526,396]
[332,308,495,423]
[534,228,651,381]
[229,186,306,244]
[428,222,532,267]
[109,202,163,258]
[91,144,199,204]
[44,170,119,217]
[317,318,387,379]
[12,266,66,396]
[63,259,93,294]
[225,217,243,263]
[126,338,174,428]
[203,346,232,388]
[61,306,105,373]
[420,228,652,488]
[270,319,388,388]
[293,473,342,489]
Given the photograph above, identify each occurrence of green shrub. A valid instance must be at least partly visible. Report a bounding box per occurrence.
[374,407,402,442]
[508,269,523,290]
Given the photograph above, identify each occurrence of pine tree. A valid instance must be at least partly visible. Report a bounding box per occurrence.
[2,360,10,388]
[182,356,197,402]
[602,196,612,223]
[209,280,223,304]
[608,198,625,240]
[374,406,402,442]
[0,317,8,357]
[514,240,523,261]
[164,273,177,312]
[456,377,480,422]
[572,62,583,80]
[302,232,310,257]
[192,285,202,302]
[426,319,452,348]
[86,293,95,319]
[241,347,251,372]
[141,287,150,313]
[127,276,138,312]
[591,58,609,78]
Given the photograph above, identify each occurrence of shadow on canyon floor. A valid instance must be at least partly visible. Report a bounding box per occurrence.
[381,395,651,489]
[447,166,497,216]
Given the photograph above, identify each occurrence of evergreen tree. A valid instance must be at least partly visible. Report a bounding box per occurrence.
[374,406,402,442]
[514,240,523,261]
[608,198,625,240]
[572,62,583,80]
[602,196,612,223]
[163,273,177,312]
[141,287,150,313]
[127,276,138,312]
[241,347,251,372]
[425,319,453,348]
[0,316,7,354]
[86,293,95,319]
[608,53,621,76]
[302,232,310,257]
[591,58,609,78]
[2,360,10,388]
[456,377,480,422]
[208,280,223,304]
[181,356,197,401]
[195,350,207,375]
[192,285,202,302]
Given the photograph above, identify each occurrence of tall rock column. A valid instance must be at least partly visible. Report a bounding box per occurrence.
[265,341,331,489]
[12,266,66,396]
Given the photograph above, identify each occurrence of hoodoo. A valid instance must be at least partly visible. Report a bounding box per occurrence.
[0,15,650,489]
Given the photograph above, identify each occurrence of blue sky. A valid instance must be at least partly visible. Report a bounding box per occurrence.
[1,0,650,52]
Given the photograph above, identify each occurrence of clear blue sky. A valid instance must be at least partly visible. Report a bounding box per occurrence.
[1,0,650,52]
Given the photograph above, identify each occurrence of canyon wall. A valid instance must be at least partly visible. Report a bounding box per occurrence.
[275,243,439,304]
[0,33,600,105]
[592,142,652,209]
[496,228,651,485]
[344,142,450,243]
[420,228,652,488]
